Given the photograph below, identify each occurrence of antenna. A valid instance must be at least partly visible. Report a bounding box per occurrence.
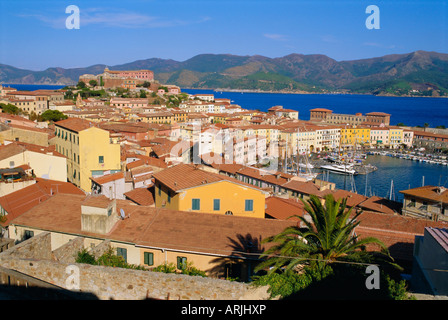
[120,208,126,220]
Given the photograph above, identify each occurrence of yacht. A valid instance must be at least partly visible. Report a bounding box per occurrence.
[320,163,358,175]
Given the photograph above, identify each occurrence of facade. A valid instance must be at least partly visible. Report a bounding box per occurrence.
[340,126,371,150]
[153,163,267,218]
[79,68,154,89]
[52,118,121,192]
[370,128,390,148]
[0,142,67,182]
[310,108,391,127]
[413,131,448,151]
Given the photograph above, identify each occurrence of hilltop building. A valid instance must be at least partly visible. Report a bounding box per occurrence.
[79,67,154,89]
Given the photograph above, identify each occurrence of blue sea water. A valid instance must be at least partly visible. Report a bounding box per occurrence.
[183,88,448,128]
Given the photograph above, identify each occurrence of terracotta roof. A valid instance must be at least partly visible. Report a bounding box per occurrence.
[10,193,296,256]
[153,163,264,193]
[55,117,95,132]
[310,108,333,112]
[237,167,290,186]
[0,178,84,226]
[358,196,402,215]
[265,196,304,220]
[0,143,25,161]
[331,190,369,208]
[281,180,321,196]
[353,210,448,261]
[124,188,154,206]
[399,185,448,204]
[90,172,124,185]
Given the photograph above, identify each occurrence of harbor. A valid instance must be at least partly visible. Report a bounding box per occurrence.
[311,152,448,201]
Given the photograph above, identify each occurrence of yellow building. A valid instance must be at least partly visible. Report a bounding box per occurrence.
[53,118,121,192]
[152,163,267,218]
[340,126,370,149]
[389,127,403,149]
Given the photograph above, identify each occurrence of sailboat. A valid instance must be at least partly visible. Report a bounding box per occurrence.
[297,152,319,180]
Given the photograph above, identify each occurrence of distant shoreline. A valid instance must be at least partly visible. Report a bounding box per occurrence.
[2,83,447,99]
[182,87,448,99]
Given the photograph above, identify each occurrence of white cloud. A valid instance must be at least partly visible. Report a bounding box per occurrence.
[263,33,289,41]
[19,8,211,29]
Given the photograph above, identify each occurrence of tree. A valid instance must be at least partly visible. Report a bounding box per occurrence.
[77,81,86,89]
[89,80,98,87]
[139,90,147,98]
[0,103,21,115]
[255,194,394,275]
[40,110,68,122]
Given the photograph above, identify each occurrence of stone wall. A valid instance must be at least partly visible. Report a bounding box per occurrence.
[52,237,85,264]
[0,233,269,300]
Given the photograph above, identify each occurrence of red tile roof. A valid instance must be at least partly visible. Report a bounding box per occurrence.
[124,188,154,206]
[55,118,96,132]
[10,193,297,256]
[0,178,84,226]
[265,196,304,220]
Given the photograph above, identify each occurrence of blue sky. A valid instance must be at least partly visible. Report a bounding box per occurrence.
[0,0,447,70]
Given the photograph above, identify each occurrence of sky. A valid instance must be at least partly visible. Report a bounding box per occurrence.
[0,0,447,70]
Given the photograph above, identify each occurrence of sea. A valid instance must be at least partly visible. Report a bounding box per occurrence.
[4,84,448,201]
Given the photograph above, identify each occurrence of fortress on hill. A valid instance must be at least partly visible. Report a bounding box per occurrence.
[79,67,155,89]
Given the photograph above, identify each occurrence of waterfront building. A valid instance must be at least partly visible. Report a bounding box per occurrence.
[413,130,448,151]
[340,126,371,150]
[370,127,390,148]
[309,108,390,127]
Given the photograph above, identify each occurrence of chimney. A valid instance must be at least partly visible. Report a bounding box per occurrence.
[81,197,119,235]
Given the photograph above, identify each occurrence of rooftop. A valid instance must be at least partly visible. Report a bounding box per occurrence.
[55,118,95,132]
[0,178,84,226]
[10,193,295,256]
[152,163,263,193]
[400,185,448,203]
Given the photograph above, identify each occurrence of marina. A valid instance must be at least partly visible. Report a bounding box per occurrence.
[313,153,448,202]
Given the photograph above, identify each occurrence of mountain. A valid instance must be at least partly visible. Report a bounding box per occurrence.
[1,51,448,96]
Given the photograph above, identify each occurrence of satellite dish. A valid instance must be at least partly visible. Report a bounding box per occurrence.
[120,208,125,219]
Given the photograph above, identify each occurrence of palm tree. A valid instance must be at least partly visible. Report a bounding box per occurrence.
[255,194,393,274]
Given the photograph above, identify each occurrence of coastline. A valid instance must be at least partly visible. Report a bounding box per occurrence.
[182,87,448,99]
[3,82,447,99]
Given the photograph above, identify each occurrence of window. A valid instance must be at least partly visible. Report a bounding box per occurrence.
[245,199,254,211]
[117,247,127,262]
[144,252,154,266]
[192,198,200,210]
[213,199,220,211]
[177,256,187,269]
[99,156,104,163]
[24,230,34,240]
